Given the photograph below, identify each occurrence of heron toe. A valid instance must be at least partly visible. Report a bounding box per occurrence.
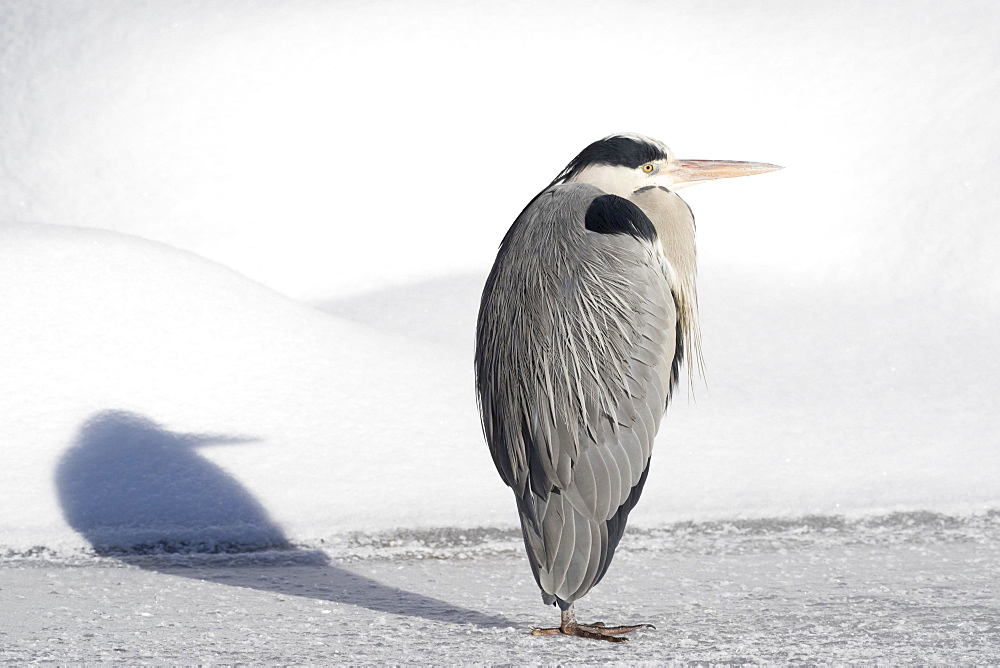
[530,605,654,643]
[530,620,655,643]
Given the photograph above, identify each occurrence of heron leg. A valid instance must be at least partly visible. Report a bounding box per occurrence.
[530,604,655,643]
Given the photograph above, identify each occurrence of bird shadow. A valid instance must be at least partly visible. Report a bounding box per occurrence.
[56,410,509,628]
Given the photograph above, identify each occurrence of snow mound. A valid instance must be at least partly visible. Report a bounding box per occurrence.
[3,223,999,556]
[0,224,505,554]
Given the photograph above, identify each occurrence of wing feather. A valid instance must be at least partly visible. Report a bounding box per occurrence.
[475,182,679,607]
[548,494,576,592]
[561,509,590,598]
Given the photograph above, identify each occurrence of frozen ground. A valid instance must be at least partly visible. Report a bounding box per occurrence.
[2,513,998,664]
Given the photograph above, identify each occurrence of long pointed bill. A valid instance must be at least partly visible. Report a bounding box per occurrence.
[666,159,783,188]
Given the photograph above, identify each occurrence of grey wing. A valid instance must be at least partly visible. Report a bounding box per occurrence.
[475,184,679,606]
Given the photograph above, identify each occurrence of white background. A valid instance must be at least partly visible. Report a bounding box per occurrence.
[1,0,998,552]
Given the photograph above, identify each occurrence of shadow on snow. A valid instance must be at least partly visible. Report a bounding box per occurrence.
[56,410,509,628]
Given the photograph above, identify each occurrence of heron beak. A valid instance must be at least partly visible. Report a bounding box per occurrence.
[664,159,783,188]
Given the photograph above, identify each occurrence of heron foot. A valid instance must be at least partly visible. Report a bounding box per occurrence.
[530,619,655,643]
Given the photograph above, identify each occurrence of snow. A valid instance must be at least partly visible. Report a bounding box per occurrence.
[3,0,999,301]
[0,223,505,553]
[1,0,998,660]
[3,220,996,555]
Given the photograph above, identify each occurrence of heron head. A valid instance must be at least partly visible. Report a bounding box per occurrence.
[555,133,781,197]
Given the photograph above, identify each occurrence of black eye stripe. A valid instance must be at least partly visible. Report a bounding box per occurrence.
[550,135,670,186]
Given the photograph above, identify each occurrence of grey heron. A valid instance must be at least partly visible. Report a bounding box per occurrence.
[475,133,780,642]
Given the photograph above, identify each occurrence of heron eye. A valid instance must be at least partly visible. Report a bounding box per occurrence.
[641,163,655,173]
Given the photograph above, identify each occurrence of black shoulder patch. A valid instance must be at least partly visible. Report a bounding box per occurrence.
[584,195,657,243]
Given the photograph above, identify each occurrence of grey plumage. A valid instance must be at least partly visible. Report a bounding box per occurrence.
[475,133,780,641]
[477,182,676,607]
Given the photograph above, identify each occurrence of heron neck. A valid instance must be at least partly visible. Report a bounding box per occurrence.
[629,186,704,384]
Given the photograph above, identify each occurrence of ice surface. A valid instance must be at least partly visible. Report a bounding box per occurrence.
[2,513,998,663]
